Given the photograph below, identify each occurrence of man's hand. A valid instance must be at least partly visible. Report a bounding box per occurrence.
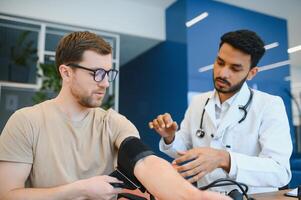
[75,175,123,200]
[172,147,230,183]
[148,113,178,144]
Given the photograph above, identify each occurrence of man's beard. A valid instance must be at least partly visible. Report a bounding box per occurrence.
[71,86,105,108]
[78,95,103,108]
[213,74,248,94]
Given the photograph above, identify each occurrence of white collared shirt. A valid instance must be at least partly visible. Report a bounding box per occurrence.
[213,92,238,128]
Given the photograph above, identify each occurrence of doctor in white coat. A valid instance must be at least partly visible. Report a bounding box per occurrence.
[149,30,292,194]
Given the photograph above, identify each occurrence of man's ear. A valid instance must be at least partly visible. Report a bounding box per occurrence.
[247,66,259,81]
[59,65,72,81]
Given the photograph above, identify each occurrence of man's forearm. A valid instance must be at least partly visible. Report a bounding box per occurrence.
[134,155,230,200]
[2,181,86,200]
[134,155,204,200]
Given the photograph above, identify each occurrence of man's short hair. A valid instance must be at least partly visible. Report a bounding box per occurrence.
[219,30,265,68]
[55,31,112,77]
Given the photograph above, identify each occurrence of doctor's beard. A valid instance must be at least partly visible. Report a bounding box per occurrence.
[213,74,248,94]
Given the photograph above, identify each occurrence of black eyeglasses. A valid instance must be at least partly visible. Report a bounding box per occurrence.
[67,63,118,82]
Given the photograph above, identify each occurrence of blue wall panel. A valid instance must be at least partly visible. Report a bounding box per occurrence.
[119,41,187,159]
[187,0,290,93]
[119,1,187,159]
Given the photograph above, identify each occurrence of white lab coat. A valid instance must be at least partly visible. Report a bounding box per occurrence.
[160,83,292,194]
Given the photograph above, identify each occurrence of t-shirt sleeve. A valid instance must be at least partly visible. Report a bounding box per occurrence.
[0,110,34,164]
[107,109,140,149]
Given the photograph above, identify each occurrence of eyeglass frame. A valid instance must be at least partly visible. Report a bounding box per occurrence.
[66,63,119,82]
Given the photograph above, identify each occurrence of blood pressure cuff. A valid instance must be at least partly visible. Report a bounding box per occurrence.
[114,136,155,192]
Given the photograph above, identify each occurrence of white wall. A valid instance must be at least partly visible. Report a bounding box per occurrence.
[0,0,171,40]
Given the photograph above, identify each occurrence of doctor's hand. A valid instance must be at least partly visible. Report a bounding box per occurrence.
[172,147,230,183]
[149,113,178,144]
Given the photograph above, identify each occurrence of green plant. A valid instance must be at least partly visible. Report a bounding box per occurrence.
[33,63,61,103]
[101,94,115,110]
[10,31,38,66]
[8,31,38,82]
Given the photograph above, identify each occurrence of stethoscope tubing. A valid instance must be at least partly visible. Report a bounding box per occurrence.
[196,88,253,138]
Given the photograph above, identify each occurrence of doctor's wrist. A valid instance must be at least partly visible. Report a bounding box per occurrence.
[163,135,175,144]
[218,150,230,173]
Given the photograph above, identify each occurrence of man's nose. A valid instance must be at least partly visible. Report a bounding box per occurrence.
[219,66,231,78]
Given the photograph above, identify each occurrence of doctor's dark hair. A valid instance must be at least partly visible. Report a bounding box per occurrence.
[219,30,265,68]
[55,31,112,78]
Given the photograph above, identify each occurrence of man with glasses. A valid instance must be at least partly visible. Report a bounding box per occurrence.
[0,31,229,200]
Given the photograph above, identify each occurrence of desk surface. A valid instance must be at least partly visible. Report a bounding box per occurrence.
[120,189,296,200]
[251,189,294,200]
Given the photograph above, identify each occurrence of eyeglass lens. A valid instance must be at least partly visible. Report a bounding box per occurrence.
[95,69,118,82]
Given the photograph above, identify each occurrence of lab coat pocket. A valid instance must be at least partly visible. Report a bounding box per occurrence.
[228,123,260,155]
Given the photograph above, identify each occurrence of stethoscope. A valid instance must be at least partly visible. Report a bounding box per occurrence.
[196,88,254,138]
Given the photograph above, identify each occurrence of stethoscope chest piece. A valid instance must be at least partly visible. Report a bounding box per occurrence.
[196,129,205,138]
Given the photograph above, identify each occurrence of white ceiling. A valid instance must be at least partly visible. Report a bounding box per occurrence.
[127,0,176,8]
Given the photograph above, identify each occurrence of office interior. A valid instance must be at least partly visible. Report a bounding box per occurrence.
[0,0,300,189]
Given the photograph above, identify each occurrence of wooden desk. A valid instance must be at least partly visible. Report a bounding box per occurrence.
[251,189,295,200]
[119,189,297,200]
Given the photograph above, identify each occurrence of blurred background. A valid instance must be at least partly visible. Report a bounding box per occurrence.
[0,0,300,188]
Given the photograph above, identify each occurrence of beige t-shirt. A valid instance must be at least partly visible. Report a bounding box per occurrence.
[0,100,139,188]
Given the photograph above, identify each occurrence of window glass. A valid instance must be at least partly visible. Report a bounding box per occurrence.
[0,19,39,84]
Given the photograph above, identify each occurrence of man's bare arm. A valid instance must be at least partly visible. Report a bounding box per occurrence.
[0,161,121,200]
[134,155,231,200]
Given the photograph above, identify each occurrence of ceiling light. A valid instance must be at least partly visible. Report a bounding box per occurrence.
[186,12,209,28]
[198,64,213,72]
[259,60,290,72]
[264,42,279,50]
[288,45,301,53]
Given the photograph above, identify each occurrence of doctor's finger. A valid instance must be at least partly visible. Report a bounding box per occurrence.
[180,165,203,178]
[187,170,207,183]
[173,153,198,165]
[170,121,178,131]
[156,115,166,128]
[151,119,161,130]
[148,122,154,129]
[162,113,173,127]
[176,158,201,173]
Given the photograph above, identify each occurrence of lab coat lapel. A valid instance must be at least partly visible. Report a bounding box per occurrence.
[204,93,217,128]
[216,83,250,135]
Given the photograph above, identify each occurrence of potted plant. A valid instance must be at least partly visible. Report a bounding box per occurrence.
[8,31,38,83]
